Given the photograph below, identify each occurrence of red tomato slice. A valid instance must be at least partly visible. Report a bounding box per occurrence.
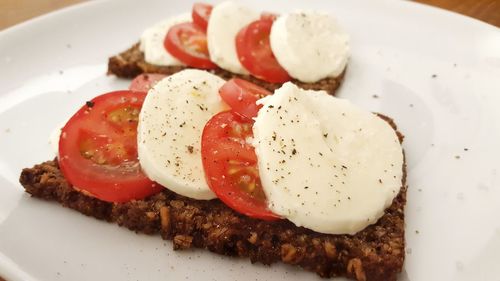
[129,73,167,92]
[219,78,271,119]
[164,22,217,69]
[58,91,162,203]
[236,19,291,83]
[201,111,280,221]
[192,3,213,32]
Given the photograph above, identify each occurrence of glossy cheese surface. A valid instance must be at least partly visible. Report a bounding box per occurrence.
[253,83,403,234]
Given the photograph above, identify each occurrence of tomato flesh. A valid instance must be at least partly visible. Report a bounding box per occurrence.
[236,19,290,83]
[192,3,213,32]
[219,78,271,119]
[129,73,167,92]
[201,111,280,221]
[165,22,217,69]
[58,91,162,203]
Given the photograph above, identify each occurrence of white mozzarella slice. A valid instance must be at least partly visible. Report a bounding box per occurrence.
[270,11,350,83]
[140,13,191,66]
[138,69,228,200]
[206,1,259,74]
[253,83,403,234]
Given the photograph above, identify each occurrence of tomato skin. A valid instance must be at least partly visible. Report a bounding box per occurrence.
[236,19,291,83]
[58,91,162,203]
[201,110,280,221]
[164,22,217,69]
[129,73,167,92]
[219,78,271,119]
[192,3,213,32]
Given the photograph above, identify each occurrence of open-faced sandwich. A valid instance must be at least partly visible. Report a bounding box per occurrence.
[108,1,350,95]
[20,68,407,281]
[20,2,407,280]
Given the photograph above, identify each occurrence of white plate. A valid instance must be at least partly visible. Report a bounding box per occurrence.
[1,0,500,280]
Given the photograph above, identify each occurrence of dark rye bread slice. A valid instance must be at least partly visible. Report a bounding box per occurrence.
[107,43,345,95]
[19,115,406,281]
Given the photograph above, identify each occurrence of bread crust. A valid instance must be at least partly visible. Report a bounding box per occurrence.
[107,43,345,95]
[19,115,406,281]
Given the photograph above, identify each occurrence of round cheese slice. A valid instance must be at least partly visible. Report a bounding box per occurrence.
[270,11,350,83]
[138,69,228,200]
[253,82,403,234]
[206,1,259,74]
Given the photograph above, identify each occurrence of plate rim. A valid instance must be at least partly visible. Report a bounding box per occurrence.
[0,0,498,40]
